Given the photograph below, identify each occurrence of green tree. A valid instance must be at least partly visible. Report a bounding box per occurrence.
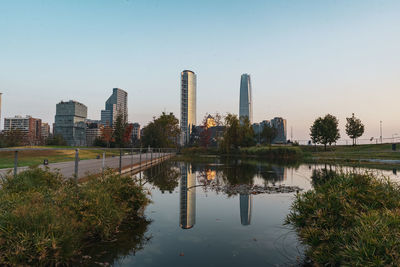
[345,113,365,146]
[114,113,127,147]
[310,114,340,151]
[261,125,277,145]
[239,116,255,147]
[220,114,255,153]
[141,112,180,148]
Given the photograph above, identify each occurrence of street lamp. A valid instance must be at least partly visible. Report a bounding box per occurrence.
[392,133,398,143]
[380,121,383,144]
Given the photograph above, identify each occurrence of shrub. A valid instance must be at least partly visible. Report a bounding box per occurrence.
[0,167,149,265]
[286,171,400,266]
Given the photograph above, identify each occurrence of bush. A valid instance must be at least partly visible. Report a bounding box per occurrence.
[286,171,400,266]
[240,146,303,160]
[0,167,149,265]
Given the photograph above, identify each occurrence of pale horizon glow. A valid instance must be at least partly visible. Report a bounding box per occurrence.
[1,0,399,142]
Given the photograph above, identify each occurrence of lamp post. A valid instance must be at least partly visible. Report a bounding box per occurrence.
[392,133,398,143]
[380,121,383,144]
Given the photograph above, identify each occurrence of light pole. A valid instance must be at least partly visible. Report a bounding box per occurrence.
[392,133,398,143]
[380,121,383,144]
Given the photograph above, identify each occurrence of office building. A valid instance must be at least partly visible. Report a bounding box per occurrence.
[41,122,51,140]
[239,74,253,123]
[180,70,197,145]
[271,117,287,144]
[4,115,42,145]
[101,88,128,126]
[132,123,141,140]
[54,100,87,146]
[86,120,103,146]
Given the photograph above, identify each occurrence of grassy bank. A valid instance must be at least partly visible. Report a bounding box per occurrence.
[0,167,149,265]
[303,143,400,161]
[0,146,120,169]
[286,171,400,266]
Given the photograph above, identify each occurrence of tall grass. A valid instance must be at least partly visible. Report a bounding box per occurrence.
[240,146,303,160]
[286,170,400,266]
[0,167,149,265]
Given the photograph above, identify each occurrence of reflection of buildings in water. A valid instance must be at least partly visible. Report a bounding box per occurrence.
[206,169,216,181]
[267,166,287,183]
[240,194,252,226]
[180,163,196,229]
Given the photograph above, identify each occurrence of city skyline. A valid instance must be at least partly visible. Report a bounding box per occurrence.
[1,0,399,141]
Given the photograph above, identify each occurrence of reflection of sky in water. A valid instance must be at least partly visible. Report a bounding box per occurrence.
[115,162,400,267]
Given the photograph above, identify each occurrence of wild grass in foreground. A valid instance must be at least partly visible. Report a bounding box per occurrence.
[286,170,400,266]
[0,167,150,265]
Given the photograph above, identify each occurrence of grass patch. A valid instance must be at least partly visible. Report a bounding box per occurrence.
[0,147,120,169]
[286,170,400,266]
[240,146,303,160]
[0,167,149,265]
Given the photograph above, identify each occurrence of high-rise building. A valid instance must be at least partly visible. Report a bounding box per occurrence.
[54,100,87,146]
[41,122,51,140]
[101,88,128,126]
[239,74,253,123]
[4,115,42,145]
[180,70,197,145]
[180,162,196,229]
[85,121,103,146]
[131,123,141,140]
[271,117,287,144]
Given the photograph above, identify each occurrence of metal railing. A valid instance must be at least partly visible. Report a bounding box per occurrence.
[0,147,176,180]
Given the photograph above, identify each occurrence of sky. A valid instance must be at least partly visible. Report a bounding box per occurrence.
[1,0,399,142]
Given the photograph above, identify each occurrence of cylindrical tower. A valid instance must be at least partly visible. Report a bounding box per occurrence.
[180,70,197,145]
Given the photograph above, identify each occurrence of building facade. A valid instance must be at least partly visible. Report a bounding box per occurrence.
[239,74,253,123]
[4,115,42,145]
[54,100,87,146]
[86,121,103,146]
[101,88,128,126]
[132,123,140,140]
[41,122,51,140]
[271,117,287,144]
[180,70,197,145]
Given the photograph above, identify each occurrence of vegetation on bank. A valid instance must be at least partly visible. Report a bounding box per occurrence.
[286,170,400,266]
[0,167,149,265]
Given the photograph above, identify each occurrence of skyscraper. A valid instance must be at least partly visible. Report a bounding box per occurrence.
[101,88,128,126]
[271,117,287,143]
[54,100,87,146]
[239,74,253,123]
[180,70,196,145]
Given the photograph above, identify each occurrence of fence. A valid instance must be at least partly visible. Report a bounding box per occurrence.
[0,147,176,181]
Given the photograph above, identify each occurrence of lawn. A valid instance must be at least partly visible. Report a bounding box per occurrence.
[0,146,121,169]
[302,143,400,161]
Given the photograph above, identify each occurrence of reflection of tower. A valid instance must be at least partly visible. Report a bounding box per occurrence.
[180,163,196,229]
[240,194,252,226]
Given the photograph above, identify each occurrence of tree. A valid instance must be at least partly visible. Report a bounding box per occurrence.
[261,125,277,145]
[101,126,114,148]
[310,114,340,151]
[141,112,180,148]
[220,114,255,153]
[46,134,67,146]
[345,113,365,146]
[114,113,127,147]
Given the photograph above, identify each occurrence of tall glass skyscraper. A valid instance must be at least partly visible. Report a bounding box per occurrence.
[101,88,128,126]
[180,70,196,145]
[239,74,253,123]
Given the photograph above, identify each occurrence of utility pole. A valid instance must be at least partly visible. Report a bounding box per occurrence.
[380,121,383,144]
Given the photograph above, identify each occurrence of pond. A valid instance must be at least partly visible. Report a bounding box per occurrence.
[88,157,400,266]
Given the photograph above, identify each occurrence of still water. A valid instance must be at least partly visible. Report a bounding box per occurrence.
[91,158,400,267]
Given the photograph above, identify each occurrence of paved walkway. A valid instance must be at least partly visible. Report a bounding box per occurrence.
[0,152,172,179]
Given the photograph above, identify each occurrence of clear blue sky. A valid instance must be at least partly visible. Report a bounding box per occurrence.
[1,0,399,141]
